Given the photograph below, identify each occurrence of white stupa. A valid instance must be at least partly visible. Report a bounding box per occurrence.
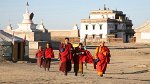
[37,20,48,33]
[14,2,37,32]
[73,24,78,30]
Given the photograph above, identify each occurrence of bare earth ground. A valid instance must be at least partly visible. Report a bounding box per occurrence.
[0,43,150,84]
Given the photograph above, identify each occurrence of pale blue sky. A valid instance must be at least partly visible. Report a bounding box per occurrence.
[0,0,150,30]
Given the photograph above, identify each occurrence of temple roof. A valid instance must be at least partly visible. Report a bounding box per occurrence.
[135,20,150,32]
[0,30,23,42]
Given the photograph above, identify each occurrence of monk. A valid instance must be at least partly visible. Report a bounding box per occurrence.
[44,43,54,71]
[94,41,111,77]
[74,43,85,76]
[35,46,44,67]
[74,43,94,76]
[59,37,74,75]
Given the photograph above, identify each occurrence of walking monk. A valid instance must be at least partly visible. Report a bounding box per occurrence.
[74,43,85,76]
[59,37,74,75]
[35,46,44,67]
[74,43,94,76]
[94,41,111,77]
[44,43,54,71]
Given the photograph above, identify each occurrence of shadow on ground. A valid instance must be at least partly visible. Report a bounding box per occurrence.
[28,58,60,63]
[107,69,149,75]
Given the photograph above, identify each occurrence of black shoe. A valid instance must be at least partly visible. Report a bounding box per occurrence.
[100,75,103,77]
[65,72,67,76]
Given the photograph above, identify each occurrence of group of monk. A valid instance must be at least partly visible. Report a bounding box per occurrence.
[35,43,54,71]
[35,37,111,77]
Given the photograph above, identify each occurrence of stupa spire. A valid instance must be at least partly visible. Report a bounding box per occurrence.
[104,4,107,10]
[26,2,29,13]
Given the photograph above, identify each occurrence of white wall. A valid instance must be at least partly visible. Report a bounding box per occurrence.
[90,14,115,19]
[80,22,108,42]
[141,32,150,39]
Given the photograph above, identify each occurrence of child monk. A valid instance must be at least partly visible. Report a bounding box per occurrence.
[74,43,85,76]
[35,46,44,67]
[44,43,54,71]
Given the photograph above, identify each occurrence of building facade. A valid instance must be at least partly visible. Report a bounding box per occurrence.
[80,5,134,43]
[134,20,150,43]
[0,30,29,62]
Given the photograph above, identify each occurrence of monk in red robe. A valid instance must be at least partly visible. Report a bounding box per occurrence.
[59,37,74,75]
[74,43,85,76]
[35,46,44,67]
[44,43,54,71]
[74,43,94,76]
[95,41,111,77]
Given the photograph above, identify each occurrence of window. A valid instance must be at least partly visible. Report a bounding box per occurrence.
[85,25,88,30]
[92,34,95,39]
[85,34,88,39]
[93,25,95,30]
[115,34,117,38]
[100,25,102,30]
[99,34,102,38]
[115,15,119,19]
[115,24,118,30]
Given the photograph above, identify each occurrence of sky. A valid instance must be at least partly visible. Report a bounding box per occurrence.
[0,0,150,30]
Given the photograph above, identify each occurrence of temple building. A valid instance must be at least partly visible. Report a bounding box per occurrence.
[134,20,150,43]
[80,5,134,43]
[0,30,29,62]
[4,2,50,49]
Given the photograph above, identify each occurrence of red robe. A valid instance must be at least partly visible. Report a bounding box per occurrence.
[36,50,44,66]
[97,46,110,73]
[85,50,94,64]
[45,48,54,58]
[59,43,73,72]
[79,48,86,63]
[74,47,94,64]
[74,47,85,64]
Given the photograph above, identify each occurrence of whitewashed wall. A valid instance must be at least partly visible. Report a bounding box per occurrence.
[90,14,115,19]
[141,32,150,39]
[80,23,107,42]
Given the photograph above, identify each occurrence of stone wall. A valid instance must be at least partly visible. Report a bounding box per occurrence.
[51,36,80,49]
[49,29,79,38]
[34,32,51,41]
[29,41,49,50]
[48,29,80,49]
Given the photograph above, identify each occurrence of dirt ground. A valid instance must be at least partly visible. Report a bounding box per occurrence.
[0,43,150,84]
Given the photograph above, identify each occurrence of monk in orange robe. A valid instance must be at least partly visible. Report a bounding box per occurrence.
[59,37,74,75]
[44,43,54,71]
[36,46,44,67]
[94,41,111,77]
